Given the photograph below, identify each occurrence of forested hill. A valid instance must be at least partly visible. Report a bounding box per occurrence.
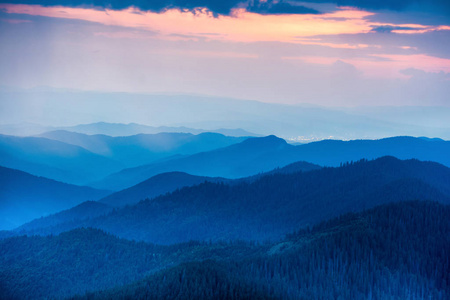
[78,201,450,300]
[0,228,260,299]
[9,161,321,236]
[0,166,110,230]
[13,156,450,244]
[14,201,113,234]
[100,160,320,207]
[2,201,446,300]
[99,172,229,207]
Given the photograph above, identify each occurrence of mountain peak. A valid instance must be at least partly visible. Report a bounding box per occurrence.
[240,135,287,148]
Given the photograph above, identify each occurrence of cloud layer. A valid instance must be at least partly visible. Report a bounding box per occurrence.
[0,1,449,107]
[1,0,322,15]
[2,0,450,18]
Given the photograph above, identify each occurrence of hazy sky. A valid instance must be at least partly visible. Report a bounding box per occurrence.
[0,0,449,106]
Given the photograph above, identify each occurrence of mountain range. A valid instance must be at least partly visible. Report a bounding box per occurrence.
[99,160,321,207]
[38,130,246,168]
[93,135,450,191]
[0,134,123,185]
[2,89,450,140]
[1,119,449,300]
[10,157,450,244]
[8,160,320,234]
[0,166,109,230]
[0,131,246,185]
[0,121,258,137]
[2,123,449,192]
[2,130,449,233]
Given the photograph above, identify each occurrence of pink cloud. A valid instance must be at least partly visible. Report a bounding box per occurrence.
[0,4,374,43]
[284,54,450,78]
[3,3,449,46]
[2,3,450,82]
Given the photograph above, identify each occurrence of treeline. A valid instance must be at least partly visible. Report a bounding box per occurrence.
[0,228,259,299]
[77,201,450,300]
[2,201,447,299]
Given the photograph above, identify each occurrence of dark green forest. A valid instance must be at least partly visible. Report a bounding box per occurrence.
[0,229,259,299]
[1,201,449,299]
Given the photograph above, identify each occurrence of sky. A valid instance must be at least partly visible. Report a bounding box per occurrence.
[0,0,449,107]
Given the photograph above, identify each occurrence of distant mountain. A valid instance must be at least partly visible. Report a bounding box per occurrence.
[0,134,123,185]
[15,157,450,244]
[92,135,297,190]
[38,131,247,168]
[62,122,202,136]
[92,135,450,190]
[295,136,450,167]
[57,122,259,137]
[2,201,449,299]
[0,166,110,230]
[2,89,449,140]
[0,121,259,137]
[209,128,259,137]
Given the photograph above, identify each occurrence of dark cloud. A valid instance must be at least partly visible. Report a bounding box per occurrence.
[299,0,450,14]
[247,1,320,15]
[0,0,241,15]
[1,0,320,15]
[371,25,421,33]
[2,0,449,19]
[366,10,450,26]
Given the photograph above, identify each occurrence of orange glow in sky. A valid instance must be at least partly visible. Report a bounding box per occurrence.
[0,4,376,42]
[2,4,447,43]
[2,3,450,78]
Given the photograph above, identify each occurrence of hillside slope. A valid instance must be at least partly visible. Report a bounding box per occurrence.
[14,157,450,243]
[0,134,123,185]
[12,161,320,235]
[92,135,450,191]
[39,131,246,168]
[80,201,449,300]
[0,166,110,230]
[2,201,448,300]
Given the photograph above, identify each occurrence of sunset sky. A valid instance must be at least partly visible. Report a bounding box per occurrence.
[0,0,449,106]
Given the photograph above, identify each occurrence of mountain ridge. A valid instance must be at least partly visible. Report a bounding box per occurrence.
[92,135,450,191]
[0,166,110,230]
[11,157,450,243]
[0,134,124,185]
[11,160,321,234]
[38,130,247,169]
